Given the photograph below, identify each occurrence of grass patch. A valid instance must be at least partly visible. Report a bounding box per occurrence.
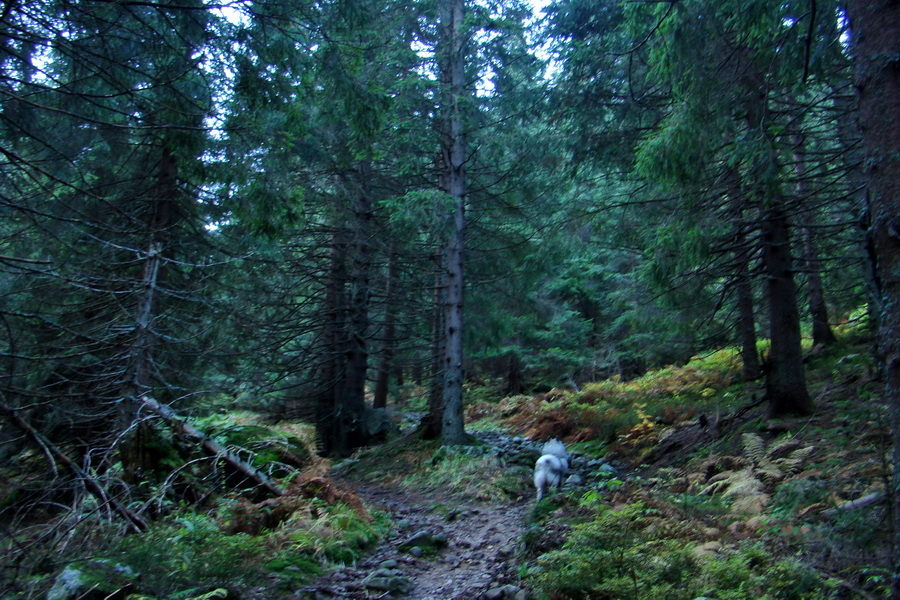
[396,443,530,501]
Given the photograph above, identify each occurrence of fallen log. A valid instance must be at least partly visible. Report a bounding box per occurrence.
[0,399,149,533]
[820,492,883,518]
[138,395,286,497]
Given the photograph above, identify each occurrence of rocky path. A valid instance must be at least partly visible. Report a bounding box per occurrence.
[298,483,529,600]
[296,433,614,600]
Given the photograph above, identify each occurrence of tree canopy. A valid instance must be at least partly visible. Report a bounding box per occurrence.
[2,0,897,594]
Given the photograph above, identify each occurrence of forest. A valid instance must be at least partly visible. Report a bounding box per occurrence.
[1,0,898,599]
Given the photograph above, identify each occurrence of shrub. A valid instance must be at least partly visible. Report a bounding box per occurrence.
[111,513,268,596]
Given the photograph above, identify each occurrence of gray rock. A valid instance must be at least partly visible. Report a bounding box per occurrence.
[597,463,617,475]
[483,584,522,600]
[566,473,583,485]
[363,407,397,438]
[398,528,449,551]
[483,586,506,600]
[362,568,412,594]
[47,560,136,600]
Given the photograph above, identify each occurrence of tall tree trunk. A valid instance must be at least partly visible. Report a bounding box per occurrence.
[801,226,836,346]
[792,131,836,346]
[319,165,375,457]
[339,163,374,451]
[726,170,762,381]
[505,352,524,395]
[735,255,762,381]
[760,204,814,417]
[317,161,374,456]
[423,258,445,439]
[844,3,900,596]
[741,81,812,417]
[373,247,399,409]
[438,0,467,446]
[317,228,348,456]
[119,144,176,479]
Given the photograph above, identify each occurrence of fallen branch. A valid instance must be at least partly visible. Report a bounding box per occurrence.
[821,492,883,518]
[138,395,286,497]
[0,399,149,533]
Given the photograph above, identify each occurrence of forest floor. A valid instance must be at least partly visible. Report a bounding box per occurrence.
[291,332,892,600]
[297,481,529,599]
[4,329,891,600]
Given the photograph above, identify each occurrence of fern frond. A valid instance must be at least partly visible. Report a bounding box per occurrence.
[755,461,785,485]
[774,457,804,476]
[788,446,816,463]
[766,437,802,460]
[741,433,766,463]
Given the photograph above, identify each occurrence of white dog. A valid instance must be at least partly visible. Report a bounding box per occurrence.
[534,438,569,501]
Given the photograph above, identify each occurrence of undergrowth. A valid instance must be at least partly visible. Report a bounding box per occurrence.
[526,500,832,600]
[509,317,890,600]
[107,498,390,598]
[492,347,748,446]
[401,444,531,501]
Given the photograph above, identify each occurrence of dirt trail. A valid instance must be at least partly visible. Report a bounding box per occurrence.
[299,482,530,599]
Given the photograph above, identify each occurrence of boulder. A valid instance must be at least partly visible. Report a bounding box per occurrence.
[47,560,136,600]
[398,528,449,552]
[362,567,412,594]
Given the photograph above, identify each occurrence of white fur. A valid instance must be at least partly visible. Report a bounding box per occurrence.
[534,438,569,501]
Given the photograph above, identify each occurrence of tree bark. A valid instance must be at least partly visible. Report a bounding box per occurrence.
[801,225,836,346]
[725,168,762,381]
[835,89,881,336]
[740,80,812,417]
[339,162,374,452]
[373,247,399,409]
[422,261,445,439]
[506,352,524,395]
[735,259,762,381]
[844,3,900,596]
[438,0,468,446]
[119,144,176,480]
[317,165,375,457]
[760,204,814,417]
[317,228,349,456]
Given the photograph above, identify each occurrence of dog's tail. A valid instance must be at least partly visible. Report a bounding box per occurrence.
[542,438,569,473]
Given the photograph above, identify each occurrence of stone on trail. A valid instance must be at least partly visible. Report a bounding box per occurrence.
[362,567,413,594]
[398,528,449,552]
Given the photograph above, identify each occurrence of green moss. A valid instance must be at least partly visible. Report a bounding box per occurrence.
[526,502,830,600]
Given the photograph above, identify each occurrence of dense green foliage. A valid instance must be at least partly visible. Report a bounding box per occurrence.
[1,0,896,597]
